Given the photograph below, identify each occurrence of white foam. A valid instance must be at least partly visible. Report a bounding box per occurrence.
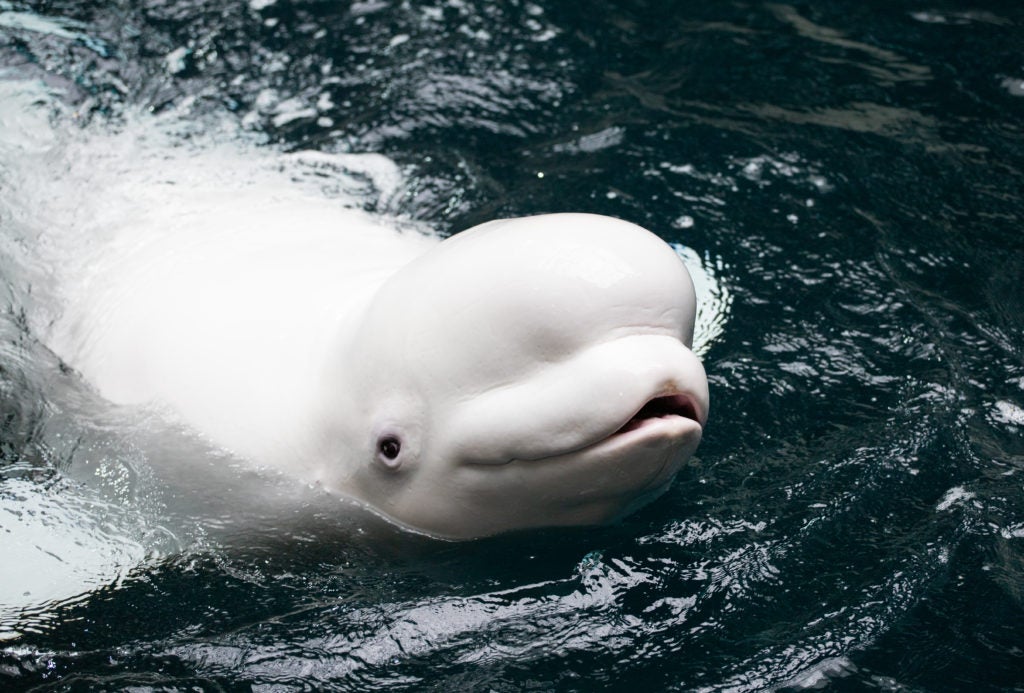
[673,244,732,357]
[0,76,407,634]
[0,77,409,321]
[0,8,108,55]
[992,400,1024,426]
[935,485,975,512]
[0,478,153,640]
[0,8,84,40]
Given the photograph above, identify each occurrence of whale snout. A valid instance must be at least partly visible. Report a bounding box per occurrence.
[407,341,707,538]
[443,333,708,469]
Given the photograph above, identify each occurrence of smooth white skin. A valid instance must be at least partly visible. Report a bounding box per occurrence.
[50,212,709,539]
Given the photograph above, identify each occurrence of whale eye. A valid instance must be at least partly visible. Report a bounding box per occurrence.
[377,435,402,468]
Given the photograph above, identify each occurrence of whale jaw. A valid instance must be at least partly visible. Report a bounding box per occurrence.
[406,423,703,541]
[370,383,707,541]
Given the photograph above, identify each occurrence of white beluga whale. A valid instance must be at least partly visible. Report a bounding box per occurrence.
[0,77,720,639]
[50,209,708,539]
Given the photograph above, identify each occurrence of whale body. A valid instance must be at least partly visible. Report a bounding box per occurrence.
[49,209,709,539]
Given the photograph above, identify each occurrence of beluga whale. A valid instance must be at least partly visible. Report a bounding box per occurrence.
[49,207,709,539]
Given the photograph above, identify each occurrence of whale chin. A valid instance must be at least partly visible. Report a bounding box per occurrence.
[409,404,705,540]
[428,431,702,540]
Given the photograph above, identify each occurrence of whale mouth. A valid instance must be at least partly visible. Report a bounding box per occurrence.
[471,391,706,466]
[613,393,704,437]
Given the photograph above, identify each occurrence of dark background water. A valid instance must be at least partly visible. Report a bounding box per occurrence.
[2,0,1023,690]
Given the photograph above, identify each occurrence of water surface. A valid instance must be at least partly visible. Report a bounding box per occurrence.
[1,0,1023,690]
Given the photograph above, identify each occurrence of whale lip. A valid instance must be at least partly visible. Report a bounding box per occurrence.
[578,391,704,460]
[615,392,706,436]
[492,389,705,466]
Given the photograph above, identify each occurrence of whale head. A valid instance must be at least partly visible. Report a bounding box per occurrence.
[319,213,709,539]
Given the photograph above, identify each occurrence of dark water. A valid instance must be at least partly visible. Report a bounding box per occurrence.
[1,0,1023,690]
